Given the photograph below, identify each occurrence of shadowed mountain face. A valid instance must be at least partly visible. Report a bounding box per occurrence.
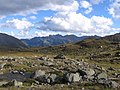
[0,33,28,49]
[102,33,120,42]
[21,34,100,47]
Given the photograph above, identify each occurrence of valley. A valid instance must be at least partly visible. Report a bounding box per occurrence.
[0,0,120,90]
[0,33,120,90]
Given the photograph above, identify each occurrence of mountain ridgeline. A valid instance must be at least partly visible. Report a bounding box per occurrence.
[21,34,100,47]
[102,33,120,42]
[0,33,120,49]
[0,33,28,49]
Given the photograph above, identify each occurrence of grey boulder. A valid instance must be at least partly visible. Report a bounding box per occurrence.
[31,70,45,78]
[65,72,81,83]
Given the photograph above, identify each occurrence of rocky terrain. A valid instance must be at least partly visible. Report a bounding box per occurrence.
[0,52,120,90]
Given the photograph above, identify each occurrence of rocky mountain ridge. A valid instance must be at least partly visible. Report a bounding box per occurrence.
[21,34,100,47]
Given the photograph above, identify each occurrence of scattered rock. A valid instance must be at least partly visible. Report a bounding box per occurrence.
[0,81,8,86]
[12,79,23,86]
[0,63,6,70]
[47,74,58,84]
[97,72,108,80]
[31,70,45,78]
[54,54,66,59]
[78,70,87,77]
[4,79,23,87]
[11,70,19,74]
[108,67,115,71]
[97,79,109,85]
[110,81,119,88]
[65,72,81,83]
[38,56,48,61]
[35,75,47,83]
[33,73,63,84]
[78,68,95,81]
[44,61,54,66]
[97,79,119,88]
[85,69,95,76]
[115,52,120,57]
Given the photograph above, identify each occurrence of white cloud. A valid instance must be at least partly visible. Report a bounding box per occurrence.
[30,16,37,20]
[10,31,15,36]
[80,0,93,14]
[37,11,115,36]
[46,0,79,12]
[108,0,120,19]
[34,31,59,37]
[91,16,113,35]
[0,18,34,35]
[80,1,91,9]
[1,0,120,38]
[33,30,76,38]
[91,16,113,26]
[85,7,93,14]
[7,19,33,30]
[0,0,79,17]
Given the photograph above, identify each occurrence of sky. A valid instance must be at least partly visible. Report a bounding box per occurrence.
[0,0,120,39]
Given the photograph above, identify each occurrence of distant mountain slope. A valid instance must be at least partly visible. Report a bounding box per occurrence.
[75,38,110,48]
[75,33,120,48]
[0,33,28,49]
[102,33,120,42]
[29,33,120,56]
[21,34,100,47]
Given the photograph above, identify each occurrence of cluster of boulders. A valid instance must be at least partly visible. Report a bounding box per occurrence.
[31,70,62,84]
[30,69,119,88]
[32,55,120,88]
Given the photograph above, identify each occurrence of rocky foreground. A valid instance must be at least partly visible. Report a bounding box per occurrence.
[0,54,120,90]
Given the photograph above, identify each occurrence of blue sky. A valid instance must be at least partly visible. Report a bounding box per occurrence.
[0,0,120,39]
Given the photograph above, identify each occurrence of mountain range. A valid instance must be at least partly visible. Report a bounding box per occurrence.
[21,34,100,47]
[0,33,120,49]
